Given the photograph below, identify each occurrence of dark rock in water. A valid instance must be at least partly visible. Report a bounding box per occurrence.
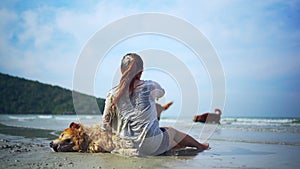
[1,145,9,149]
[163,147,200,156]
[0,139,10,142]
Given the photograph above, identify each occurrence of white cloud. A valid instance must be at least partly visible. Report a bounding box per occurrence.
[20,12,51,47]
[0,7,76,87]
[0,8,18,39]
[170,0,300,80]
[0,1,145,88]
[55,1,139,45]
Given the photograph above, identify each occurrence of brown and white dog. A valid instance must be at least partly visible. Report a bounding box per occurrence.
[50,102,173,153]
[193,108,222,124]
[49,122,115,153]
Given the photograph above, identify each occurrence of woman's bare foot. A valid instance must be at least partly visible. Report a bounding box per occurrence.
[197,143,209,151]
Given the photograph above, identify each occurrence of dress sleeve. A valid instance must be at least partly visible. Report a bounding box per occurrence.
[148,81,165,99]
[101,91,116,132]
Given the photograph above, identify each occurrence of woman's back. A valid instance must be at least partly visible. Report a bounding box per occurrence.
[112,80,164,155]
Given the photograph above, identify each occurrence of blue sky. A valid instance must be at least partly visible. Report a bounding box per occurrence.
[0,0,299,117]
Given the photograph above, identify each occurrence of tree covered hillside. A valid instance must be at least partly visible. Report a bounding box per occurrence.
[0,73,105,114]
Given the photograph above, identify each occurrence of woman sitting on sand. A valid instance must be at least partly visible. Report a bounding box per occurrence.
[101,53,209,156]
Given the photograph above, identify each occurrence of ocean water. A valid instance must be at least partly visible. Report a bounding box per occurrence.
[0,114,300,146]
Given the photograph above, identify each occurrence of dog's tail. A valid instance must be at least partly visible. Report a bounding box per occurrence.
[163,102,173,110]
[215,108,222,115]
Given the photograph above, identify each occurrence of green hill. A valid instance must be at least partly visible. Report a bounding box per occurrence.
[0,73,105,114]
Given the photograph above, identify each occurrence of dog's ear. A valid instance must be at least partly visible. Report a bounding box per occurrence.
[69,122,81,129]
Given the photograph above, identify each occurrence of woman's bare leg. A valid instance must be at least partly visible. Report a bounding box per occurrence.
[164,127,209,151]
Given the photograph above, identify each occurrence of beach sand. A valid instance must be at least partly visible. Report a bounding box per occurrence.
[0,124,299,169]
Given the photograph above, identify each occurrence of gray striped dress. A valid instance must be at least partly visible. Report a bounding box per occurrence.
[101,80,169,156]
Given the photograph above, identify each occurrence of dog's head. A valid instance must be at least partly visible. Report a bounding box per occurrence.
[50,122,89,152]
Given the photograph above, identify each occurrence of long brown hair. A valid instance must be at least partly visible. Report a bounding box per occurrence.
[112,53,143,106]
